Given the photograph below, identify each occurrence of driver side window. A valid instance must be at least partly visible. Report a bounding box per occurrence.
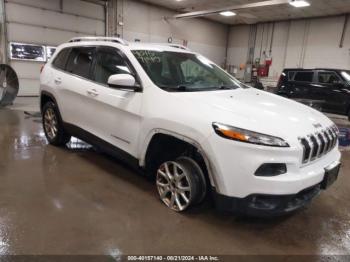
[318,72,341,85]
[94,48,131,85]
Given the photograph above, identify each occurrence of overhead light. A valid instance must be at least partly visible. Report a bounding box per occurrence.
[289,0,310,8]
[220,11,236,17]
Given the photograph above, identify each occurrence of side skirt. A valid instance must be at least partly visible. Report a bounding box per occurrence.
[63,122,143,173]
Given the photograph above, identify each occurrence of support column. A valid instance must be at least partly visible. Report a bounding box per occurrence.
[107,0,118,37]
[0,0,8,64]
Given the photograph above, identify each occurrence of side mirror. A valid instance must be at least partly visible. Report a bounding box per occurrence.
[107,74,141,91]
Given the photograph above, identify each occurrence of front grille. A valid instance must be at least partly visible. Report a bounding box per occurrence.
[299,125,339,164]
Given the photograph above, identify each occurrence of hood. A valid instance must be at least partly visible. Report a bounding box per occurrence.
[173,88,334,141]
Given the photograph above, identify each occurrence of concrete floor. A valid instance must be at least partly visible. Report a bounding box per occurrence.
[0,99,350,256]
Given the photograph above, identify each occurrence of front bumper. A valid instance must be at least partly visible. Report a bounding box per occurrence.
[204,133,342,198]
[213,183,322,217]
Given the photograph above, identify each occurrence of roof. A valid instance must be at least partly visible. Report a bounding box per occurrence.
[67,37,192,53]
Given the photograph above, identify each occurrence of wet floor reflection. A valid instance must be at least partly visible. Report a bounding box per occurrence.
[66,137,92,151]
[0,109,350,255]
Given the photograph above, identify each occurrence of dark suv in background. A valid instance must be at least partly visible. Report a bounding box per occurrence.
[276,68,350,120]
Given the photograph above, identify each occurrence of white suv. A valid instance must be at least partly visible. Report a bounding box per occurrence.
[40,37,342,216]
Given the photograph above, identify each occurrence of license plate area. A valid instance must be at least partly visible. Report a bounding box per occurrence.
[321,163,341,190]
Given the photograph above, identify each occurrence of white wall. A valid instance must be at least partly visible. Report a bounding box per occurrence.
[227,16,350,81]
[113,0,228,66]
[6,0,105,96]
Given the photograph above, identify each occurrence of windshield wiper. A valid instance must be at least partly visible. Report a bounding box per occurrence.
[218,85,235,90]
[177,85,188,91]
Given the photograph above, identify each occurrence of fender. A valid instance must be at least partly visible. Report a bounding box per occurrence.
[139,128,219,189]
[40,91,58,113]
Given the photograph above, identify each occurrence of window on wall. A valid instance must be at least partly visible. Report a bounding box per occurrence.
[10,42,46,62]
[9,42,57,62]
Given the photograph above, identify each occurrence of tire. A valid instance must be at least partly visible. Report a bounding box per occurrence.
[156,156,207,212]
[42,101,71,146]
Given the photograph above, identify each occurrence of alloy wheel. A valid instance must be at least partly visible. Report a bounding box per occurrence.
[156,161,192,212]
[44,108,58,140]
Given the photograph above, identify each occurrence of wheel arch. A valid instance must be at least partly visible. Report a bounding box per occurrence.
[140,129,218,189]
[40,91,58,113]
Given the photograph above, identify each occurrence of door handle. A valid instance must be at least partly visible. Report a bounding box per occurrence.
[54,78,62,85]
[87,89,99,97]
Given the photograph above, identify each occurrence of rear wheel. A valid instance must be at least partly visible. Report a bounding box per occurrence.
[42,102,71,146]
[156,156,207,212]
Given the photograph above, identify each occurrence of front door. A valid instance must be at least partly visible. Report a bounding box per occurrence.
[86,46,143,156]
[314,71,346,114]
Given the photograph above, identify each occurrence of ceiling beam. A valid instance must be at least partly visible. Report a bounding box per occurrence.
[173,0,290,19]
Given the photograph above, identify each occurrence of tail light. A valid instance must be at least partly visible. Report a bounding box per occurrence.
[277,75,283,88]
[277,72,286,88]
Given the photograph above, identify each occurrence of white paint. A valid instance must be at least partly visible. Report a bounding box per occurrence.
[41,39,341,199]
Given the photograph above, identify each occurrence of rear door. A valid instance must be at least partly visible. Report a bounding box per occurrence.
[288,71,314,99]
[56,46,97,132]
[314,70,347,114]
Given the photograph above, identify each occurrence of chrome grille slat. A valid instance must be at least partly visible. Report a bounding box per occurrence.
[299,125,338,164]
[323,130,331,154]
[329,128,337,148]
[317,133,326,156]
[309,135,319,160]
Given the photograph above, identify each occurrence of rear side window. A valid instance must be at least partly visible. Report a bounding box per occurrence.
[294,71,314,82]
[288,71,296,80]
[52,48,70,70]
[66,47,95,79]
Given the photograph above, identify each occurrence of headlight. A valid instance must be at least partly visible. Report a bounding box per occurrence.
[212,122,289,147]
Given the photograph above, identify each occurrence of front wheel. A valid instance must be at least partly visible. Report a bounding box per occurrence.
[42,101,71,146]
[156,157,207,212]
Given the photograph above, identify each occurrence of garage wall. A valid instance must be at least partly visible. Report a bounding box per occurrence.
[110,0,228,66]
[227,16,350,81]
[5,0,106,96]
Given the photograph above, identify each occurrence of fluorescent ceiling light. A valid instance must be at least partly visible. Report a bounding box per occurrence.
[289,0,310,7]
[220,11,236,17]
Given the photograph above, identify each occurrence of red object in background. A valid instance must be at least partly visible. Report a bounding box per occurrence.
[258,59,273,77]
[258,66,269,77]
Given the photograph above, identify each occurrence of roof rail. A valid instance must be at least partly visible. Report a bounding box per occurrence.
[168,44,190,51]
[149,43,190,51]
[68,37,129,46]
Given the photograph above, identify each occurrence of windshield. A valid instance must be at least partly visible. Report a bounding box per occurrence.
[132,50,245,92]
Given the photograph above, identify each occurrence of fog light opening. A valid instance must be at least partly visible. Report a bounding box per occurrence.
[255,163,287,177]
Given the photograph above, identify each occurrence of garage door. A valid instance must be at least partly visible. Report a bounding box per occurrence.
[5,0,106,96]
